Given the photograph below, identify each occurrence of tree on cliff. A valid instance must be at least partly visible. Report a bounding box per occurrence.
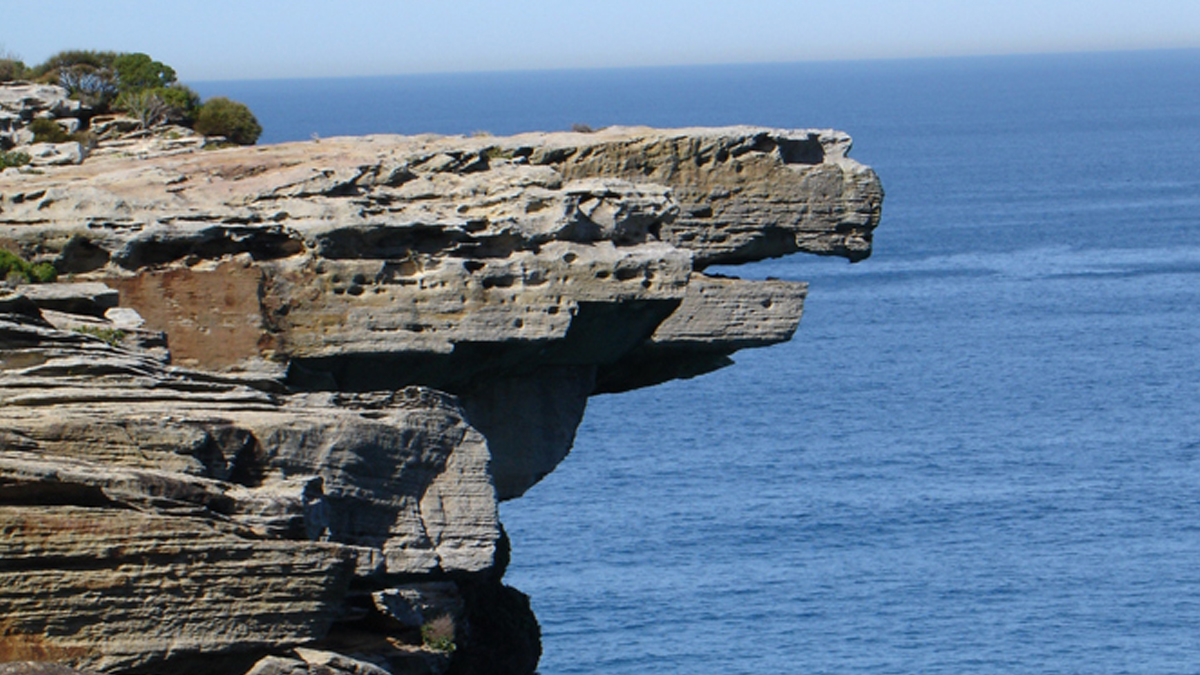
[0,44,26,82]
[112,52,176,91]
[8,48,260,143]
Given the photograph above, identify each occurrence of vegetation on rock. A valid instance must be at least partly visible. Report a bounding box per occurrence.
[29,118,71,144]
[2,47,257,141]
[34,49,121,109]
[421,615,457,653]
[115,89,171,129]
[152,85,202,124]
[72,325,128,347]
[0,59,25,82]
[0,44,26,81]
[194,96,262,145]
[0,250,57,283]
[31,49,118,80]
[112,52,176,91]
[0,150,31,169]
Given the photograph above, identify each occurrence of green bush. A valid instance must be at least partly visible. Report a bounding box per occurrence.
[0,251,25,280]
[112,52,176,91]
[194,97,262,145]
[73,326,126,346]
[0,151,31,170]
[35,51,119,107]
[115,85,201,128]
[31,49,119,79]
[0,250,57,283]
[29,262,58,283]
[29,118,71,143]
[20,50,261,143]
[152,85,201,124]
[0,58,27,82]
[34,50,176,113]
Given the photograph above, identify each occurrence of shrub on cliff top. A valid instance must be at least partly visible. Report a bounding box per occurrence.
[0,58,27,82]
[194,97,262,145]
[0,45,23,81]
[154,85,201,124]
[114,85,201,128]
[55,64,120,110]
[16,49,263,143]
[32,49,119,77]
[116,90,169,129]
[112,52,176,91]
[32,50,182,116]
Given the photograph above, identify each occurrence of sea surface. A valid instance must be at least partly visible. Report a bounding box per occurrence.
[197,49,1200,674]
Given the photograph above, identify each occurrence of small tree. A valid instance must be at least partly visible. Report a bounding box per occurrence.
[194,97,262,145]
[152,85,201,124]
[116,90,169,129]
[112,52,176,91]
[33,49,119,76]
[0,49,26,82]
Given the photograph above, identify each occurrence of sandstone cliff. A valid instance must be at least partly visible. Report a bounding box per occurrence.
[0,126,882,675]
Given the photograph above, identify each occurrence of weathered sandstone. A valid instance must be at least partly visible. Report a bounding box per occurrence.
[0,84,85,153]
[0,126,882,674]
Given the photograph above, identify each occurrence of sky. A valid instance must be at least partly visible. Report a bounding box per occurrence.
[4,0,1200,81]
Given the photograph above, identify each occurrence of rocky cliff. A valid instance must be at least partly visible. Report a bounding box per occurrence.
[0,125,882,675]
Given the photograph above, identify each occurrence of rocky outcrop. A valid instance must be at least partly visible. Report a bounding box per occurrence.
[0,84,85,150]
[0,126,882,674]
[0,82,215,168]
[0,297,497,673]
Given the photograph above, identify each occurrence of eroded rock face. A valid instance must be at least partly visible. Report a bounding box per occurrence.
[0,84,85,157]
[536,127,880,265]
[0,302,505,673]
[0,127,882,674]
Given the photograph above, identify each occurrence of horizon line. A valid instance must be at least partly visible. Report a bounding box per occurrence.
[189,46,1200,85]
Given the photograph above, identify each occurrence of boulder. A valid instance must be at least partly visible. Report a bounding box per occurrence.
[0,84,86,153]
[13,282,118,317]
[23,142,83,166]
[0,84,75,120]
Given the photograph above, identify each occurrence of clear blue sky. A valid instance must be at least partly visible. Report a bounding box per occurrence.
[4,0,1199,81]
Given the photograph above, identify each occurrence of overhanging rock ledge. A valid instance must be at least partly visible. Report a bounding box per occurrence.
[0,126,882,675]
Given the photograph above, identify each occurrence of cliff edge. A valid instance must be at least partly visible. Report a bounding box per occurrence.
[0,126,882,675]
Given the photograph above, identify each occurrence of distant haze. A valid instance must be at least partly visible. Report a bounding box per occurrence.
[3,0,1199,81]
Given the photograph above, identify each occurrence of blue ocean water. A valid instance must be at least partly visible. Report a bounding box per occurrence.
[198,49,1200,674]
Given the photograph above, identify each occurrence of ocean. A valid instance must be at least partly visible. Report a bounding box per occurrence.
[196,49,1200,674]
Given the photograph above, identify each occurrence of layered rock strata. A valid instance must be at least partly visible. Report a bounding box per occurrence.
[0,126,882,674]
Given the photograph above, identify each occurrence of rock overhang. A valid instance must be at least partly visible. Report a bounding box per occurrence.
[0,125,882,674]
[1,126,881,387]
